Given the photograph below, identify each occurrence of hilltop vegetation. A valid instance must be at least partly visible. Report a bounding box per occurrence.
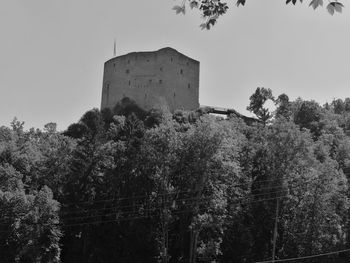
[2,91,350,262]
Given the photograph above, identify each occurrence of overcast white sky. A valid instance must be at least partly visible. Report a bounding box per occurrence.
[1,0,349,130]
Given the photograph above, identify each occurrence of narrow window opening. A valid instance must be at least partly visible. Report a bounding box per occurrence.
[180,69,183,74]
[188,83,191,89]
[159,79,162,84]
[106,84,110,103]
[113,63,115,67]
[171,57,173,62]
[149,79,152,83]
[126,69,130,74]
[186,62,189,66]
[129,80,131,86]
[160,67,163,71]
[147,59,149,62]
[128,60,130,64]
[174,92,176,97]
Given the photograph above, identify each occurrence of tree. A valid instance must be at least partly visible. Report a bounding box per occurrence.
[275,93,292,121]
[173,0,344,29]
[0,123,63,262]
[332,98,346,114]
[294,100,324,137]
[3,97,350,263]
[247,87,274,125]
[226,118,349,262]
[0,187,62,263]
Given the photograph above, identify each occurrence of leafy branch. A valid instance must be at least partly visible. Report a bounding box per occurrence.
[173,0,344,29]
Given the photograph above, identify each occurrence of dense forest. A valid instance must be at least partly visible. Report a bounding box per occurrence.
[2,88,350,263]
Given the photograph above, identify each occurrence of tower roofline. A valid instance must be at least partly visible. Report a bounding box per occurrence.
[104,47,199,65]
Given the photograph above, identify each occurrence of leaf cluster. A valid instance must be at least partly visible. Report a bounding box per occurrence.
[173,0,344,29]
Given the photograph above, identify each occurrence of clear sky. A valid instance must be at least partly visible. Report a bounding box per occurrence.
[1,0,349,130]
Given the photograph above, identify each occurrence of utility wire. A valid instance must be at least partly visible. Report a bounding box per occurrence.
[0,176,315,212]
[0,176,322,226]
[59,188,287,215]
[60,194,289,223]
[255,248,350,263]
[0,177,286,209]
[59,181,300,216]
[60,175,323,209]
[0,194,290,229]
[0,184,288,216]
[0,177,301,213]
[0,175,321,226]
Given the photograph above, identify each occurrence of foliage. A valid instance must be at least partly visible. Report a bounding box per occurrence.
[275,93,292,121]
[246,87,274,125]
[0,122,68,263]
[173,0,344,29]
[294,100,324,137]
[3,93,350,262]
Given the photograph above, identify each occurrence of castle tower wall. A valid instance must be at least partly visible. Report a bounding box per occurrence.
[101,47,199,112]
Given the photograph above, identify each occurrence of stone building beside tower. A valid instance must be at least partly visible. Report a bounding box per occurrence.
[101,47,200,112]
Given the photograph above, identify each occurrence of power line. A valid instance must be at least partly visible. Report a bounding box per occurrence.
[59,188,287,215]
[53,196,291,228]
[0,175,316,213]
[0,176,323,226]
[60,189,194,206]
[255,248,350,263]
[60,195,288,223]
[0,175,321,226]
[0,183,289,216]
[0,194,290,228]
[55,193,287,224]
[12,177,288,208]
[0,178,294,213]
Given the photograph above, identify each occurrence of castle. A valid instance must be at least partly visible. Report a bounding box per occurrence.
[101,47,200,112]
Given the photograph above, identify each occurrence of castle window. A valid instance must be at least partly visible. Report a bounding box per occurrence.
[113,63,115,67]
[180,69,183,74]
[145,93,147,98]
[174,92,176,97]
[128,60,130,64]
[149,79,152,83]
[129,80,131,86]
[106,84,110,103]
[171,57,173,62]
[147,59,149,62]
[160,67,163,71]
[126,69,130,74]
[159,79,162,84]
[188,83,190,89]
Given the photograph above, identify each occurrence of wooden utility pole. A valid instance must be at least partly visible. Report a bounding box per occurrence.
[160,193,169,263]
[272,197,280,263]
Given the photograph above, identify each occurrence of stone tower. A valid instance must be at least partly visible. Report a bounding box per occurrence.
[101,47,199,112]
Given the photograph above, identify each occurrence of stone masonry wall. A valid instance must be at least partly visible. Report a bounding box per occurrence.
[101,47,199,112]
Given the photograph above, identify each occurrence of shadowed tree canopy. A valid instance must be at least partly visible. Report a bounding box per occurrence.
[275,93,292,120]
[173,0,344,29]
[294,100,324,137]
